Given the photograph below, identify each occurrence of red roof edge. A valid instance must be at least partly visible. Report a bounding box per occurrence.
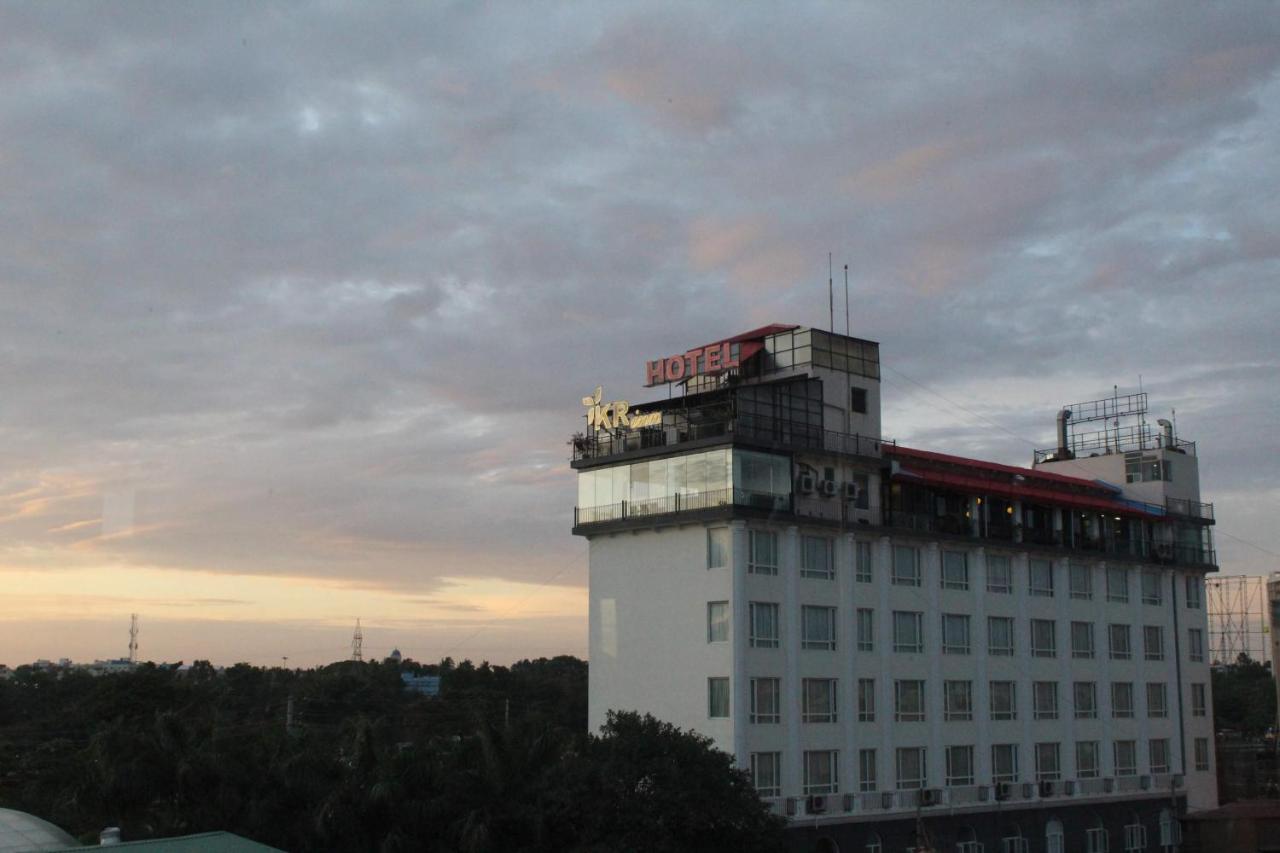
[886,445,1116,494]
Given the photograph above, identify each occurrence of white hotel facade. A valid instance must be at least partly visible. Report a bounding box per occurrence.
[572,325,1216,853]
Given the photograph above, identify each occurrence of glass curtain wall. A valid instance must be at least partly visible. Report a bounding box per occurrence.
[577,448,790,518]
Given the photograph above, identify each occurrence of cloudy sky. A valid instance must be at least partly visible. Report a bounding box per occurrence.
[2,3,1278,667]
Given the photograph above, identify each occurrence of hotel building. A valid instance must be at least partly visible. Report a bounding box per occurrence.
[572,324,1216,853]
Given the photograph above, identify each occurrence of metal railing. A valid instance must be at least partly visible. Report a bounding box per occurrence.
[573,487,791,527]
[1165,496,1214,521]
[570,414,890,463]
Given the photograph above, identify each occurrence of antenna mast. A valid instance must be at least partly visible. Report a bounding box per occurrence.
[351,618,364,662]
[828,253,834,333]
[843,263,850,335]
[128,613,139,664]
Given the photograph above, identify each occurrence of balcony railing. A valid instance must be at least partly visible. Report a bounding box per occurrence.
[1165,496,1214,521]
[571,414,890,463]
[573,487,791,527]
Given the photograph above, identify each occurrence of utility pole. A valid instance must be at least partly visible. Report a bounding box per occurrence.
[128,614,139,664]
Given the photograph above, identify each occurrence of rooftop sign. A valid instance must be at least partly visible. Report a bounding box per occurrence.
[644,341,741,387]
[582,386,662,431]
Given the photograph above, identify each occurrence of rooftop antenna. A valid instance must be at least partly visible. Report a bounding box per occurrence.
[828,253,834,334]
[351,618,363,662]
[128,613,138,664]
[843,263,850,336]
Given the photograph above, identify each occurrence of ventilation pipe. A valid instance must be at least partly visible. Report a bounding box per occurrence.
[1157,418,1173,448]
[1056,409,1073,459]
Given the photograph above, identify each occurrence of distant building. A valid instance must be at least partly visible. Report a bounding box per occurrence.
[387,648,403,664]
[401,673,440,696]
[572,323,1216,851]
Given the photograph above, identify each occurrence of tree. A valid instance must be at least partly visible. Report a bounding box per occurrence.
[1212,652,1277,735]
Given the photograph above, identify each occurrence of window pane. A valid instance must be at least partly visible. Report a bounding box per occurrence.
[707,601,729,642]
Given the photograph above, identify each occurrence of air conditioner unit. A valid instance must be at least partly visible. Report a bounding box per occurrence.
[995,782,1012,801]
[818,479,837,498]
[1063,780,1076,796]
[796,473,816,494]
[977,785,991,802]
[1039,781,1056,798]
[881,791,895,810]
[1140,775,1152,790]
[843,481,861,501]
[806,795,827,814]
[842,793,855,812]
[1021,783,1035,800]
[1103,777,1115,793]
[785,797,797,816]
[920,788,942,807]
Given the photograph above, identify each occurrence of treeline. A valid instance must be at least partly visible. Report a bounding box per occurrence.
[0,656,783,852]
[1212,652,1278,736]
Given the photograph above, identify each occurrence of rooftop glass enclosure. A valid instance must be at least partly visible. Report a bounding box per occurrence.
[576,448,791,524]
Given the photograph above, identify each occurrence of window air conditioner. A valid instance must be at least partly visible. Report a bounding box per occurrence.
[796,473,816,494]
[920,788,942,806]
[842,793,855,812]
[843,481,861,501]
[806,795,827,814]
[1063,780,1076,796]
[818,479,837,498]
[1039,780,1056,798]
[995,782,1012,801]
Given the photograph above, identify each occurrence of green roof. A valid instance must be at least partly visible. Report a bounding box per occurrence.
[52,831,283,852]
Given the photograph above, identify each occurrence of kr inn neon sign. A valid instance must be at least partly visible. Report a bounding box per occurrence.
[581,386,662,431]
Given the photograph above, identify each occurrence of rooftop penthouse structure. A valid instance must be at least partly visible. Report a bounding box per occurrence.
[571,324,1215,852]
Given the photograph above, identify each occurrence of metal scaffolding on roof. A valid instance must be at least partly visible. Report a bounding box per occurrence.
[1207,574,1270,666]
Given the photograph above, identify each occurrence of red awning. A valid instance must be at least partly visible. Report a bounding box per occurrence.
[894,467,1160,519]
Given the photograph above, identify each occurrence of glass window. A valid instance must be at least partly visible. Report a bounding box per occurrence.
[1035,742,1061,782]
[804,750,838,795]
[1034,681,1058,720]
[1147,682,1168,718]
[751,752,781,797]
[750,677,780,724]
[892,545,921,586]
[1072,621,1095,659]
[944,680,972,721]
[896,747,927,789]
[1070,562,1093,600]
[802,605,836,650]
[1189,628,1205,663]
[707,528,730,569]
[1150,739,1170,774]
[708,677,730,717]
[1142,570,1162,605]
[895,680,925,722]
[1144,625,1164,661]
[942,551,969,590]
[1109,624,1131,660]
[1047,822,1064,853]
[749,602,779,648]
[988,616,1014,656]
[801,535,834,579]
[1086,827,1109,853]
[1031,619,1057,657]
[1029,558,1054,597]
[1115,740,1137,776]
[802,678,837,723]
[859,748,877,792]
[942,613,971,654]
[1112,682,1135,718]
[748,530,778,575]
[1194,737,1210,772]
[946,745,975,786]
[707,601,729,643]
[855,540,873,582]
[987,554,1012,593]
[992,743,1018,783]
[990,681,1017,720]
[858,678,876,722]
[1077,741,1100,778]
[1186,575,1203,608]
[893,610,923,653]
[1074,682,1098,719]
[857,608,874,651]
[1192,683,1207,717]
[1107,566,1129,603]
[850,385,868,414]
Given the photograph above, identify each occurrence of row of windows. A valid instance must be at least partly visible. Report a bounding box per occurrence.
[736,529,1206,607]
[750,737,1211,797]
[724,676,1208,723]
[730,601,1206,662]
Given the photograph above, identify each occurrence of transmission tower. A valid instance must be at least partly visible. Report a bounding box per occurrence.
[1207,575,1269,666]
[128,613,139,664]
[351,618,363,662]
